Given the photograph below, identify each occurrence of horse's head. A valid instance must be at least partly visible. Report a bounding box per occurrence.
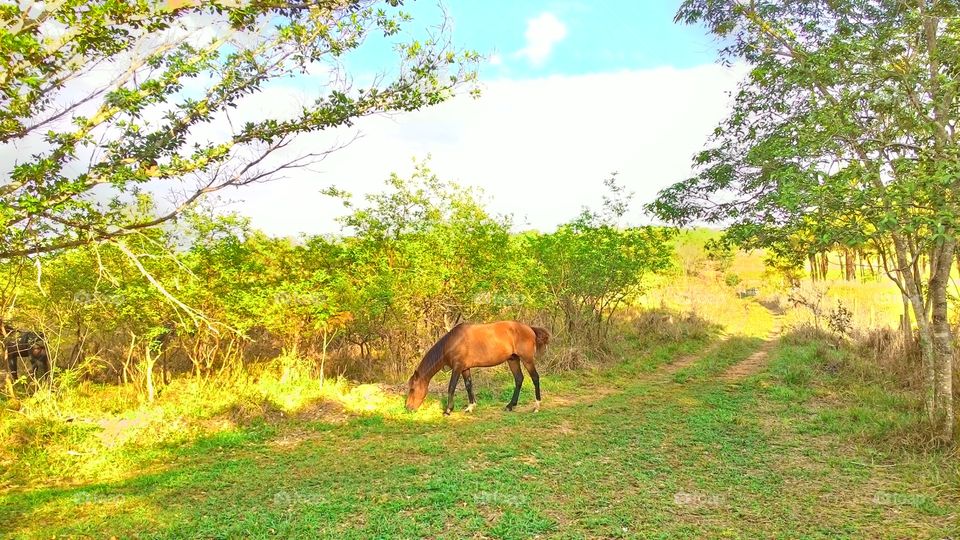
[405,370,428,412]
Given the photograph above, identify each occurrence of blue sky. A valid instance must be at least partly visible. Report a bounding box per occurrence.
[439,1,716,75]
[345,1,717,78]
[223,1,742,235]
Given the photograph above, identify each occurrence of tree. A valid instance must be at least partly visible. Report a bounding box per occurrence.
[0,0,477,259]
[323,161,528,375]
[535,176,674,341]
[650,1,959,441]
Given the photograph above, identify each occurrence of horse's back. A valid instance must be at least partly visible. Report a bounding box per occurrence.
[454,321,536,365]
[460,320,533,342]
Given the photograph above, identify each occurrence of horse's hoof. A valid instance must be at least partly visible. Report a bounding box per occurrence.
[464,403,476,413]
[533,400,541,412]
[505,405,515,412]
[443,410,451,416]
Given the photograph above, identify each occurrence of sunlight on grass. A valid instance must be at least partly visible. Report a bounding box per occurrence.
[0,354,451,490]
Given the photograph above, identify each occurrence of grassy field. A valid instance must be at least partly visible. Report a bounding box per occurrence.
[2,300,957,539]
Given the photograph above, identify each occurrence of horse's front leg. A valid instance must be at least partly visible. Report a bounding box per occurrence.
[443,369,461,416]
[462,369,476,412]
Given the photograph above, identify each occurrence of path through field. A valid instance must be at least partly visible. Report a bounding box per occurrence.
[719,313,783,382]
[1,307,957,539]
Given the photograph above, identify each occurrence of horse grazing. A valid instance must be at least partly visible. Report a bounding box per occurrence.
[3,323,50,382]
[406,321,550,415]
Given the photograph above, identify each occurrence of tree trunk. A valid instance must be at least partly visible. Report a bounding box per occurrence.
[123,333,137,385]
[319,328,330,386]
[929,238,955,442]
[68,322,85,370]
[891,235,937,426]
[144,344,156,403]
[900,294,912,348]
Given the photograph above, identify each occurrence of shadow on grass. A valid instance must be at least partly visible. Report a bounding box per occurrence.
[757,297,787,316]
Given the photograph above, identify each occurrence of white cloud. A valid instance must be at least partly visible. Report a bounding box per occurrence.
[0,62,744,238]
[223,63,747,236]
[516,13,568,67]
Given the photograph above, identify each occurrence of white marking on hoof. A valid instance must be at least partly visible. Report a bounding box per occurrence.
[464,403,476,413]
[533,400,541,412]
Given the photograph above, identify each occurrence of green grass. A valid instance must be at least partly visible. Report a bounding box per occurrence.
[1,313,957,539]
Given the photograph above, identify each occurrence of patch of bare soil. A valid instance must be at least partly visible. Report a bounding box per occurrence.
[719,318,783,382]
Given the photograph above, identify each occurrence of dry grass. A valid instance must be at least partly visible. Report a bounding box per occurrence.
[640,271,775,339]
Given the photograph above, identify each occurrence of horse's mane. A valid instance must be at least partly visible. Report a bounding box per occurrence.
[414,323,465,379]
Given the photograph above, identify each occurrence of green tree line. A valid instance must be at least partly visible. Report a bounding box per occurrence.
[1,165,673,392]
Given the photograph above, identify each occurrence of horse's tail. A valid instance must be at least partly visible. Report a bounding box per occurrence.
[530,326,551,355]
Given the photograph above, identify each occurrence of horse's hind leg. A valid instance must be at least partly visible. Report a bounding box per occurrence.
[443,370,461,416]
[521,357,541,412]
[505,359,523,411]
[462,369,477,412]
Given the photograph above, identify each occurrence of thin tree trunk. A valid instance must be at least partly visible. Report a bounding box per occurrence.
[930,238,955,442]
[919,8,955,441]
[845,249,856,280]
[144,343,156,403]
[891,234,937,424]
[901,294,912,348]
[319,328,330,386]
[68,322,85,370]
[123,332,137,385]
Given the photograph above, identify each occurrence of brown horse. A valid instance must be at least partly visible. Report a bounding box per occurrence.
[405,321,550,415]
